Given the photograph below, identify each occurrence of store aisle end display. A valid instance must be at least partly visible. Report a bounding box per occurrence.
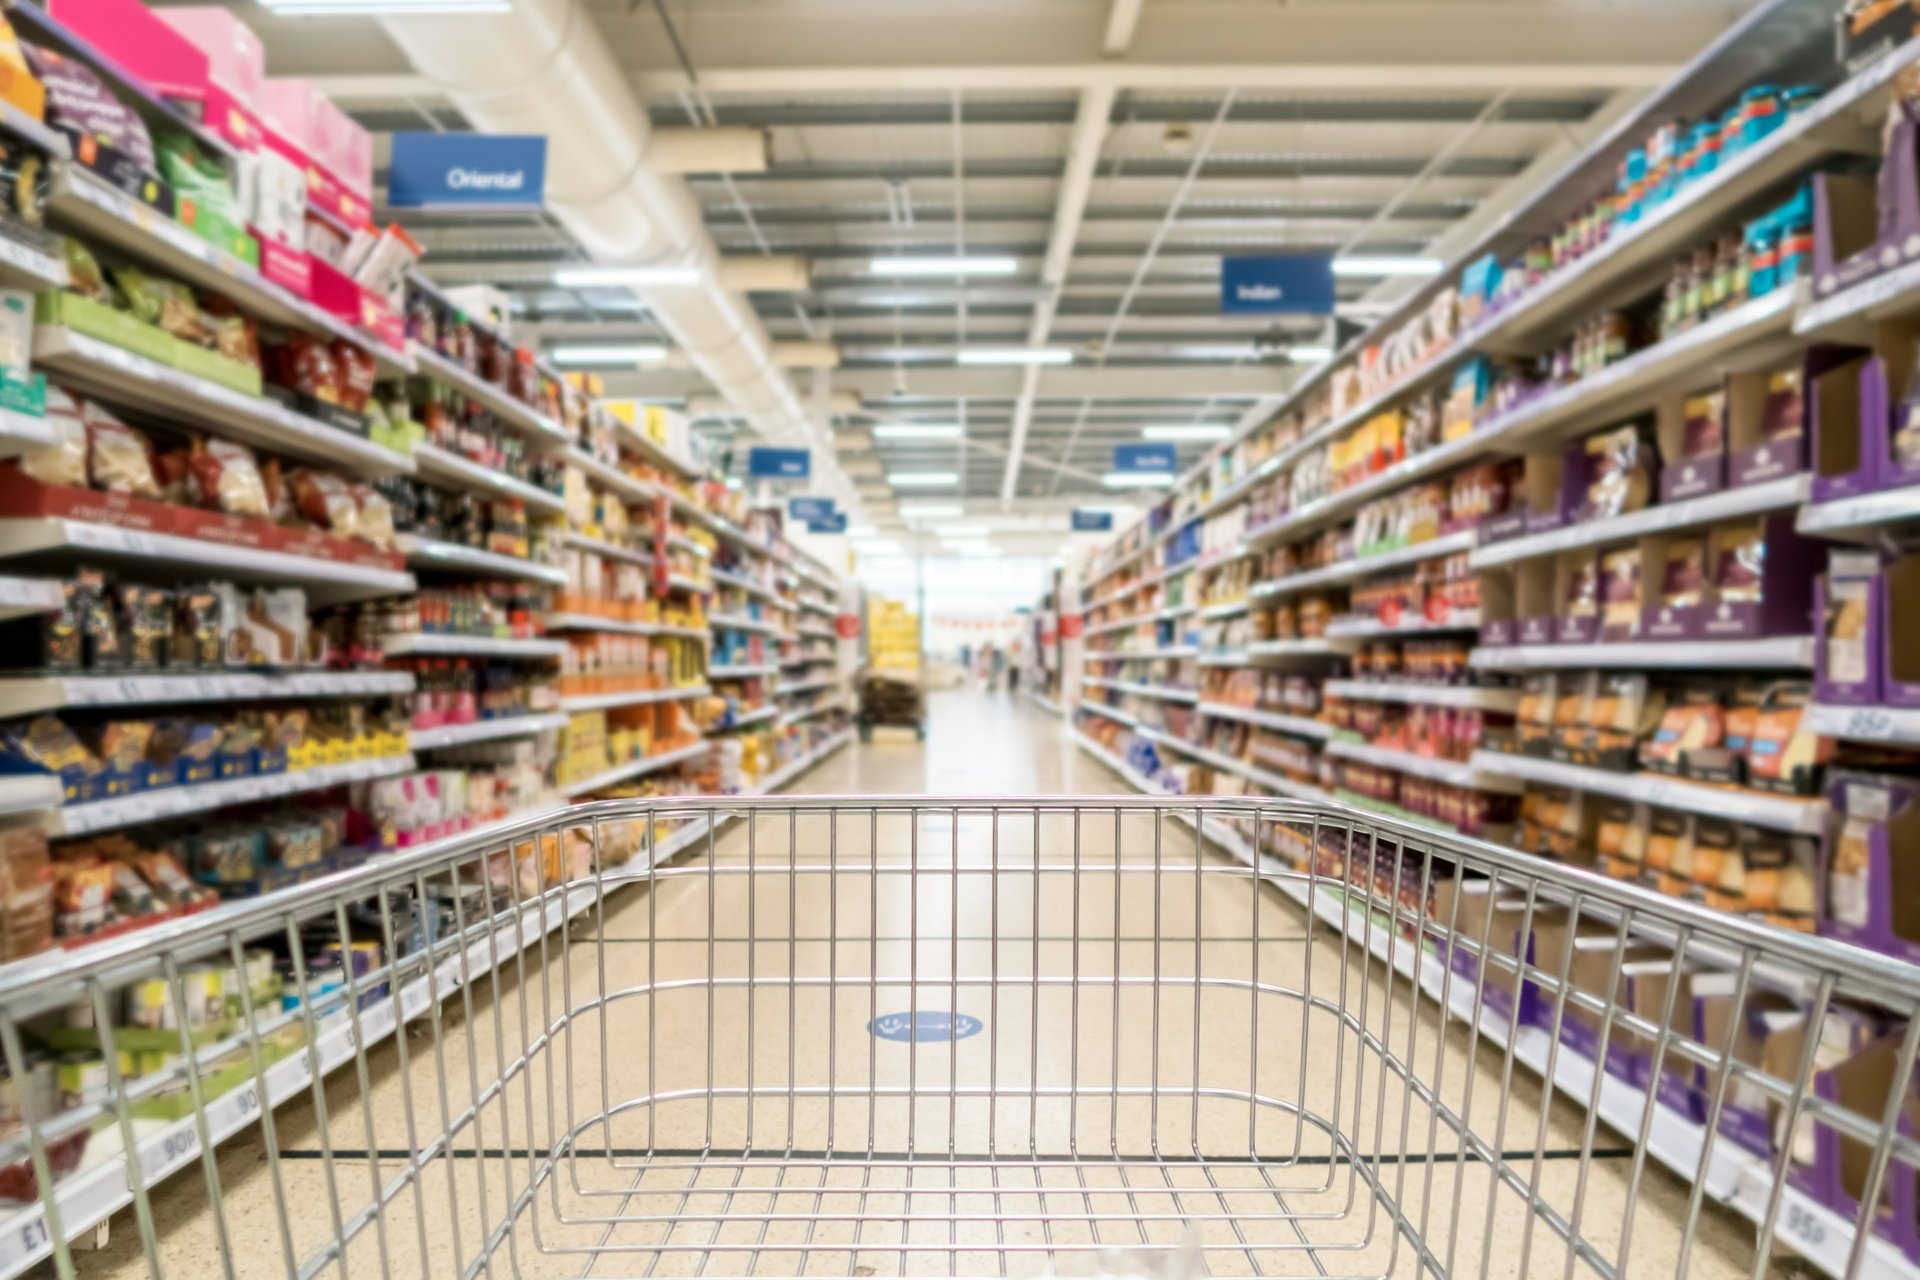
[1062,22,1920,1280]
[0,12,860,1267]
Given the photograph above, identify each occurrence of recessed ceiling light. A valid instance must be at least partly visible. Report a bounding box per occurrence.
[1330,256,1443,278]
[554,264,702,288]
[888,472,960,487]
[1103,472,1176,489]
[873,423,963,440]
[870,256,1018,277]
[1285,345,1334,363]
[955,347,1074,366]
[550,344,669,366]
[1141,424,1232,441]
[899,503,964,518]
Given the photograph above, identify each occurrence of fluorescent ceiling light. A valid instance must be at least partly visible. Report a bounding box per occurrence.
[947,547,1000,558]
[550,344,669,366]
[1286,345,1334,364]
[1331,256,1444,278]
[844,523,878,537]
[870,256,1018,277]
[889,472,959,487]
[956,347,1073,366]
[554,264,702,288]
[264,0,507,10]
[873,423,963,440]
[899,503,964,518]
[1103,472,1175,490]
[1142,424,1232,442]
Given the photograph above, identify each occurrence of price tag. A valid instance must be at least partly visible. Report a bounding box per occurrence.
[1842,706,1895,740]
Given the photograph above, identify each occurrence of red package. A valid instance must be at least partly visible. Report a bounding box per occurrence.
[276,334,341,405]
[331,340,375,413]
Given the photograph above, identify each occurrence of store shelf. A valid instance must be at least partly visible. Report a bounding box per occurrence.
[1473,476,1810,568]
[1070,728,1175,796]
[1796,483,1920,539]
[710,704,779,731]
[413,444,567,515]
[0,517,415,603]
[1086,602,1196,636]
[559,741,711,797]
[710,567,786,603]
[410,342,568,447]
[1083,677,1199,704]
[782,700,846,725]
[1804,702,1920,748]
[409,712,567,751]
[33,326,413,479]
[1245,637,1362,659]
[667,573,711,595]
[797,623,837,641]
[1023,689,1063,716]
[0,576,67,622]
[542,613,707,639]
[781,651,836,668]
[1254,530,1478,598]
[1468,749,1826,833]
[1196,702,1331,739]
[1325,612,1481,639]
[1079,702,1137,729]
[749,730,853,795]
[708,612,781,635]
[0,670,415,716]
[46,753,416,837]
[798,598,835,617]
[668,532,711,559]
[780,674,839,695]
[609,416,701,478]
[1197,600,1248,620]
[558,685,711,714]
[1085,646,1197,662]
[0,225,63,293]
[43,165,404,376]
[1470,635,1814,671]
[380,633,567,659]
[1326,738,1523,792]
[710,662,778,680]
[1324,679,1520,712]
[1197,651,1251,667]
[566,447,659,506]
[396,535,567,586]
[560,531,653,567]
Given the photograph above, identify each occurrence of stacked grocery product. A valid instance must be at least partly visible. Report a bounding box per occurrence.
[1066,24,1920,1270]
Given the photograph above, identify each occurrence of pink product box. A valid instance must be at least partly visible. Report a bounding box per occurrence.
[255,238,311,298]
[260,78,374,218]
[49,0,207,102]
[154,6,265,104]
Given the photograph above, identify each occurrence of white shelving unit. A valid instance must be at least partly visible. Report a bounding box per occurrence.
[410,342,568,446]
[1326,738,1523,792]
[1472,476,1809,568]
[396,535,568,586]
[543,613,707,639]
[559,741,711,797]
[413,444,567,515]
[46,754,416,837]
[710,662,778,680]
[1468,750,1827,833]
[408,712,568,751]
[558,686,711,714]
[0,670,415,717]
[381,633,567,660]
[1325,679,1520,712]
[1470,636,1814,671]
[709,613,782,635]
[1196,702,1331,738]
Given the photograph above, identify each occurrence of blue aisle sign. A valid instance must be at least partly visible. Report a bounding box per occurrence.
[388,133,547,210]
[808,513,848,534]
[1220,254,1335,315]
[1113,442,1176,474]
[1072,509,1115,532]
[748,447,810,479]
[870,1011,983,1042]
[789,496,835,522]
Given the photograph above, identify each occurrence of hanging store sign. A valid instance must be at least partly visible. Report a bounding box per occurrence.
[808,513,848,534]
[789,496,836,522]
[1071,509,1115,532]
[387,132,547,210]
[1112,442,1176,474]
[748,447,810,479]
[1220,254,1335,315]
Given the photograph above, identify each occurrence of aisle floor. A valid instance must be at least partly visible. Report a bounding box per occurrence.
[81,690,1785,1279]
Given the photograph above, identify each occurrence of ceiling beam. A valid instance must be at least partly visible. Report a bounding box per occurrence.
[597,364,1296,401]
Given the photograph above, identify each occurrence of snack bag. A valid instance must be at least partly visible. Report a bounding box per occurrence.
[82,403,159,498]
[187,437,269,517]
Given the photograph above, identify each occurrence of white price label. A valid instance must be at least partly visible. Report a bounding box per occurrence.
[1781,1203,1829,1250]
[13,1214,48,1258]
[158,1127,198,1168]
[1841,706,1896,740]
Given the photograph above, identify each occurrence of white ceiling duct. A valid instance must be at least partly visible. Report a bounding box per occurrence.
[376,0,822,459]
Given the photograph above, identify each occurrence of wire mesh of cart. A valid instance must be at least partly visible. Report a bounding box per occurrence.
[0,797,1919,1280]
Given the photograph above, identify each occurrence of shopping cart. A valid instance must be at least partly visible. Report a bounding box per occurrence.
[0,796,1917,1280]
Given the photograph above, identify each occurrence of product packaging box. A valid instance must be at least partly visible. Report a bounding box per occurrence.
[1816,548,1884,706]
[1823,772,1920,964]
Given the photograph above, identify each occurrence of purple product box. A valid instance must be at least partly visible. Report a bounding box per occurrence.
[1518,614,1555,646]
[1884,550,1920,706]
[1791,1049,1920,1262]
[1820,771,1920,964]
[1694,514,1821,641]
[1479,617,1515,647]
[1810,345,1883,503]
[1814,550,1885,707]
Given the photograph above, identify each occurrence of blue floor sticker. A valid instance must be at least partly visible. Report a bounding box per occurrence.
[869,1011,983,1042]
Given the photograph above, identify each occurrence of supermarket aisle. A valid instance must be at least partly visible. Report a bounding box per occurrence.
[83,695,1766,1279]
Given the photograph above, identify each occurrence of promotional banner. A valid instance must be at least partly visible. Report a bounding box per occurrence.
[388,132,547,210]
[1220,254,1335,315]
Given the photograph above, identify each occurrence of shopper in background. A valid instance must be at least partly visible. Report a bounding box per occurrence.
[959,642,973,680]
[989,646,1007,691]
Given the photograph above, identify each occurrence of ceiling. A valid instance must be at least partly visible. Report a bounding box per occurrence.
[231,0,1762,520]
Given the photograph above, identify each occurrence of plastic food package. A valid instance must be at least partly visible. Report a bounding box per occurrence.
[20,387,87,487]
[62,238,110,305]
[352,484,395,549]
[113,266,214,348]
[1660,538,1708,609]
[277,334,341,404]
[1583,424,1651,520]
[22,44,154,172]
[290,468,359,538]
[83,405,159,498]
[1711,521,1766,603]
[0,139,46,228]
[332,340,375,412]
[1599,548,1642,640]
[1679,391,1726,465]
[156,135,242,232]
[187,437,268,516]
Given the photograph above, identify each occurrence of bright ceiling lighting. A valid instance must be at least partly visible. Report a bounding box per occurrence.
[948,546,1000,558]
[1103,472,1176,490]
[873,423,963,440]
[889,472,960,487]
[1142,424,1232,442]
[1331,256,1444,278]
[899,503,964,518]
[554,264,702,288]
[264,0,507,10]
[550,344,669,366]
[870,256,1018,277]
[956,347,1074,366]
[1286,345,1334,363]
[844,523,878,537]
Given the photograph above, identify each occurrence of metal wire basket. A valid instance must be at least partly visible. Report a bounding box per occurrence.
[0,796,1916,1280]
